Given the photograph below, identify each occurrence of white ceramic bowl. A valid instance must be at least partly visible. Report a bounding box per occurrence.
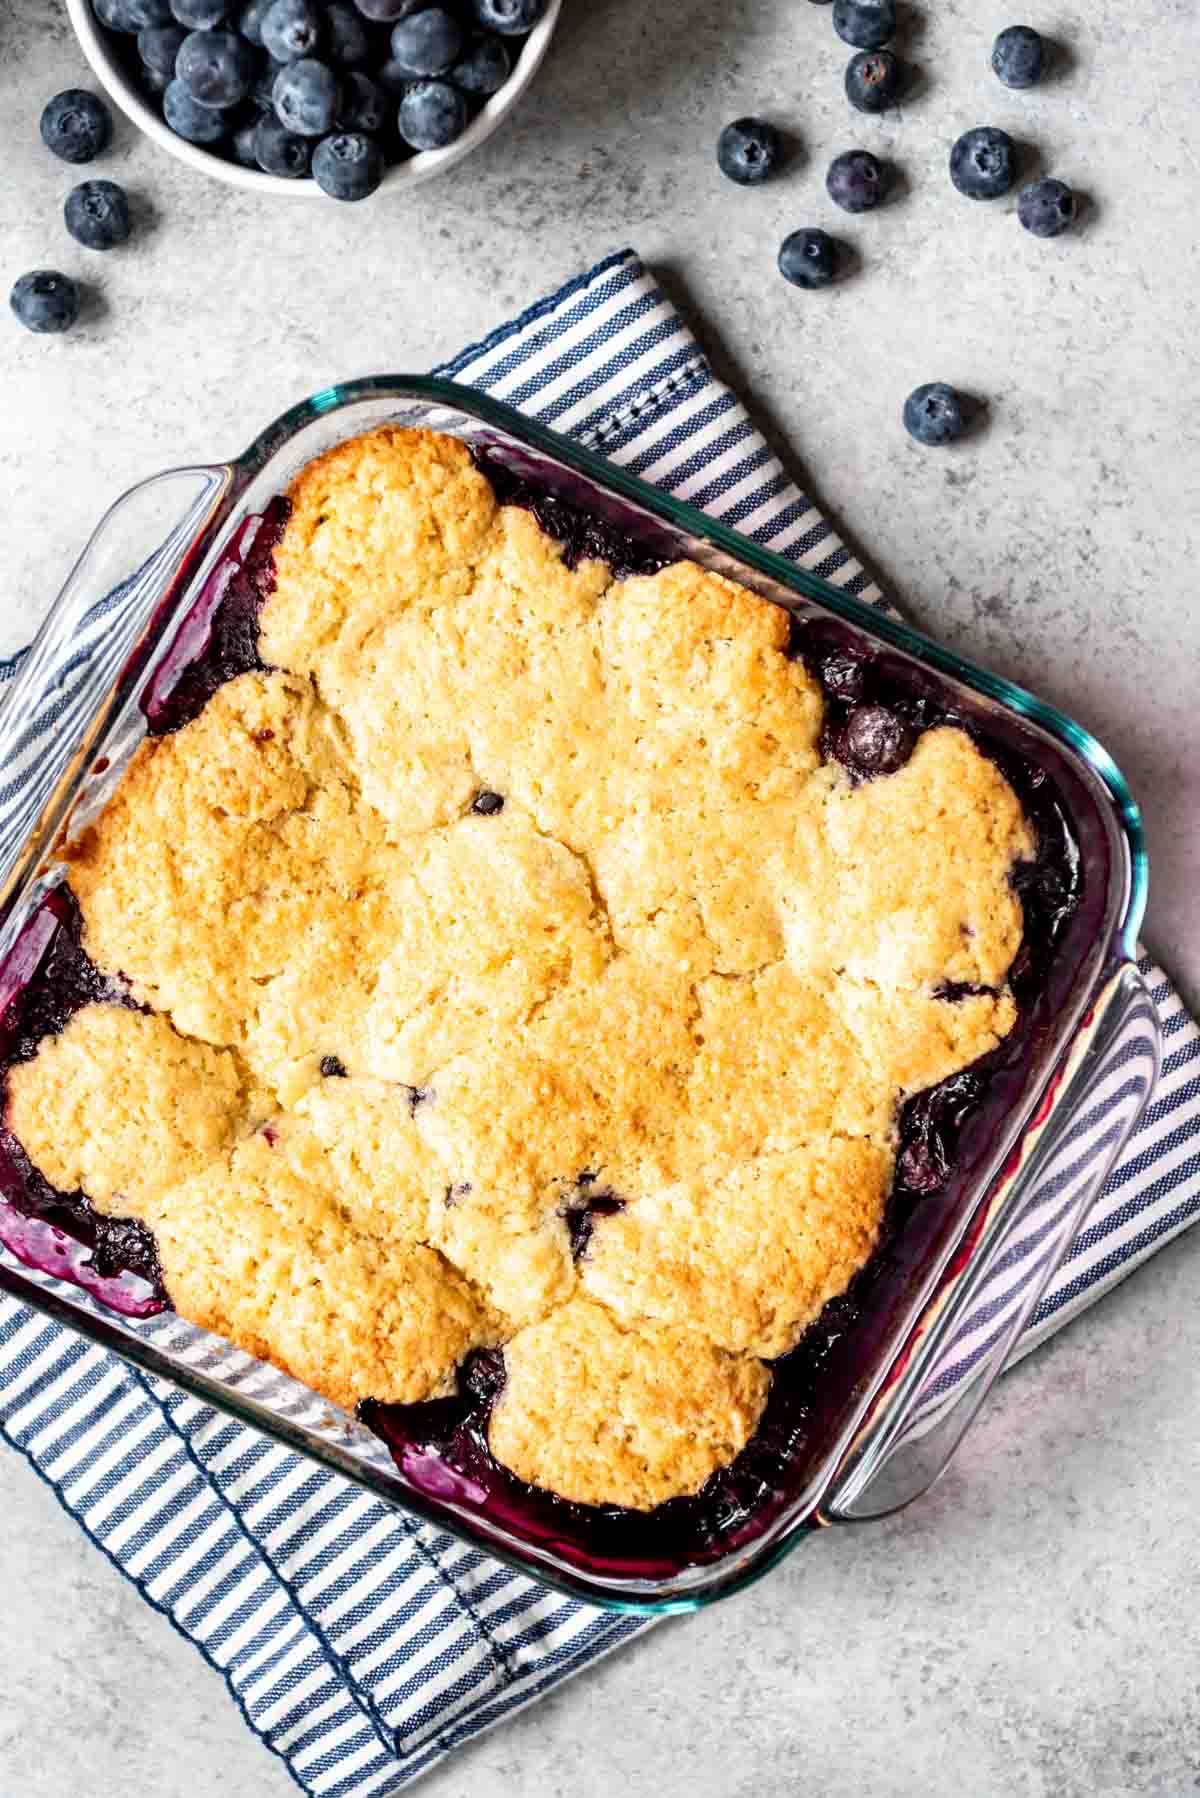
[65,0,562,197]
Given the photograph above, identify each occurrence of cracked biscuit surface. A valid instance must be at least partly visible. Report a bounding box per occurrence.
[8,427,1035,1511]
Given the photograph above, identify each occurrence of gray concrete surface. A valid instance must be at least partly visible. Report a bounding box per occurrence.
[1,0,1197,1793]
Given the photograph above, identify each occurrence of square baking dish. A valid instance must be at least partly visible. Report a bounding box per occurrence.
[0,378,1160,1611]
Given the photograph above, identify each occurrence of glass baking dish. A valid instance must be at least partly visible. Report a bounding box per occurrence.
[0,377,1160,1612]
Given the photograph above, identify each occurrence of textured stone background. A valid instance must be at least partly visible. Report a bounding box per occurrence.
[1,0,1198,1792]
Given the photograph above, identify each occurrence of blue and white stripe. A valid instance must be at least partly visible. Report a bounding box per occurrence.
[1,248,1196,1797]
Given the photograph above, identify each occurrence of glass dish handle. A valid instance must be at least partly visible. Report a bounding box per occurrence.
[0,466,232,912]
[822,959,1162,1523]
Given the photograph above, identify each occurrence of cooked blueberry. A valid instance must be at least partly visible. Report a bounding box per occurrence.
[778,227,839,289]
[337,71,388,131]
[313,130,385,198]
[1018,176,1076,237]
[319,1054,348,1077]
[837,703,915,775]
[237,0,270,42]
[903,382,968,445]
[992,24,1043,88]
[844,48,901,111]
[40,90,112,163]
[163,76,229,140]
[717,117,780,186]
[398,78,467,149]
[354,0,423,17]
[253,112,311,172]
[820,651,868,701]
[833,0,895,50]
[273,58,341,134]
[471,789,505,815]
[137,22,186,72]
[169,0,227,24]
[826,147,888,211]
[325,1,370,64]
[445,1180,473,1206]
[451,32,511,95]
[390,7,464,75]
[949,126,1016,199]
[177,29,256,105]
[10,270,80,335]
[231,117,261,164]
[64,179,131,249]
[472,0,544,32]
[260,0,322,60]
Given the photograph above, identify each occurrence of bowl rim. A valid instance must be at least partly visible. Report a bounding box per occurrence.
[63,0,562,197]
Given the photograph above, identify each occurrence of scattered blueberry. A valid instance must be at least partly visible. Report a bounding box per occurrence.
[903,382,969,446]
[992,24,1044,88]
[836,704,915,776]
[826,147,888,211]
[471,790,505,815]
[390,7,464,76]
[260,0,322,61]
[273,58,341,135]
[64,179,132,249]
[313,130,385,198]
[326,1,370,65]
[40,90,112,164]
[137,22,186,74]
[337,71,388,132]
[779,227,840,288]
[949,126,1017,199]
[163,76,229,141]
[177,29,257,106]
[236,0,269,42]
[253,112,312,173]
[452,32,511,95]
[832,0,896,51]
[1018,176,1076,236]
[717,116,781,186]
[472,0,545,32]
[10,270,81,335]
[845,48,901,112]
[169,0,227,25]
[398,77,468,149]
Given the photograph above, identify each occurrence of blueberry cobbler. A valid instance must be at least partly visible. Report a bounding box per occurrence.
[0,428,1079,1539]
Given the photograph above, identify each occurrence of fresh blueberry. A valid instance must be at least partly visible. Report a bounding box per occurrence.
[716,117,780,186]
[169,0,227,24]
[40,90,112,164]
[253,112,312,172]
[96,0,174,25]
[237,0,270,42]
[451,32,511,95]
[992,24,1044,88]
[778,227,840,288]
[260,0,322,60]
[844,49,901,112]
[313,130,385,198]
[903,382,968,445]
[826,147,888,211]
[231,117,261,164]
[337,71,388,131]
[64,179,131,249]
[949,126,1016,199]
[10,270,81,335]
[377,57,413,94]
[471,790,505,814]
[273,58,341,134]
[142,62,173,92]
[390,8,464,75]
[177,30,257,106]
[163,76,229,141]
[326,1,371,64]
[836,704,915,775]
[353,0,423,17]
[1018,176,1076,236]
[472,0,544,32]
[833,0,896,50]
[251,61,278,107]
[137,22,186,73]
[398,77,468,148]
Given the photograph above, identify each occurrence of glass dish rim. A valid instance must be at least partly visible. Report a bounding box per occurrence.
[0,374,1150,1614]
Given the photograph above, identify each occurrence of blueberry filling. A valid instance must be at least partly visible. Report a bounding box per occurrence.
[559,1175,626,1260]
[471,790,505,816]
[319,1054,348,1077]
[472,451,670,580]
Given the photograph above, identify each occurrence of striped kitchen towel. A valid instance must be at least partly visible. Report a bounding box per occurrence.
[1,248,1197,1798]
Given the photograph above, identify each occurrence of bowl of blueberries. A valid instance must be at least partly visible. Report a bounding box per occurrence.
[64,0,560,201]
